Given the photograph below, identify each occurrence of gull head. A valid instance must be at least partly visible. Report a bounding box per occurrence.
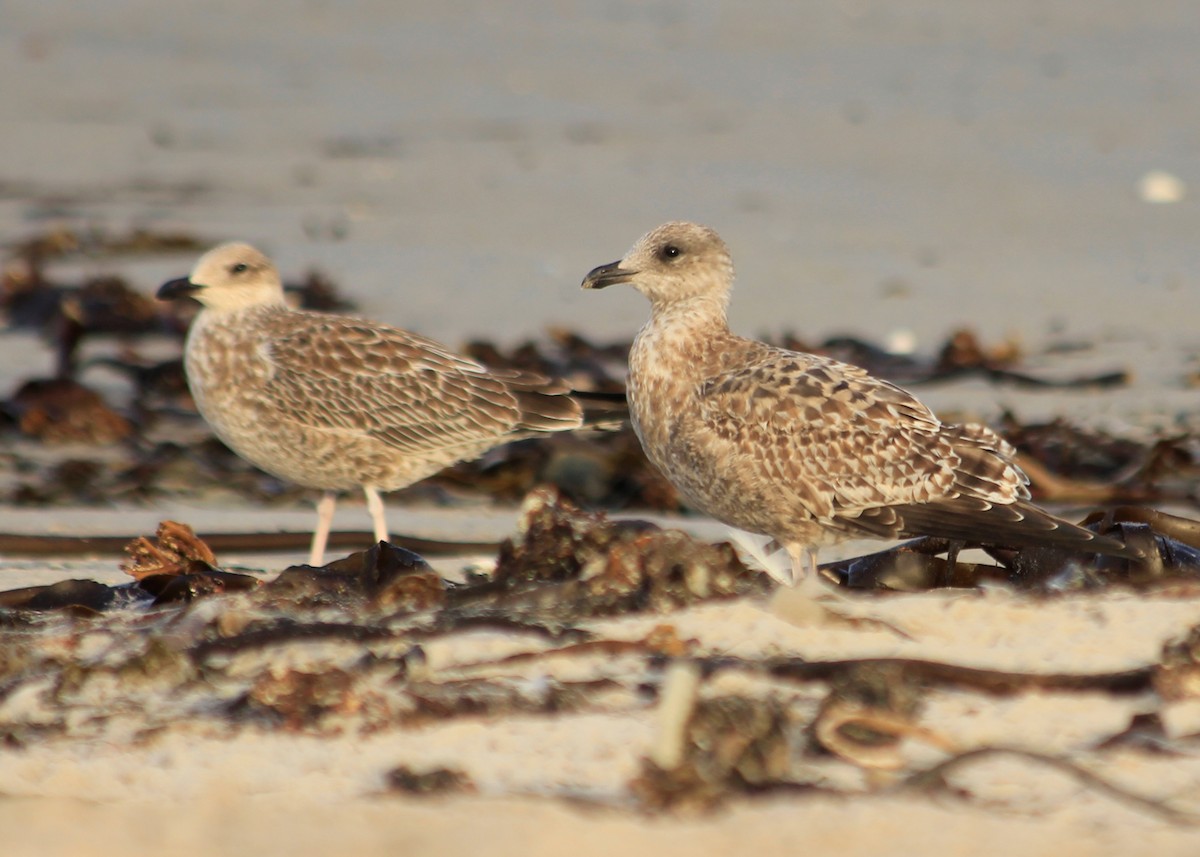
[581,221,734,309]
[157,242,285,312]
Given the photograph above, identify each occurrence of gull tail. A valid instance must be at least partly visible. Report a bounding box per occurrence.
[893,498,1143,560]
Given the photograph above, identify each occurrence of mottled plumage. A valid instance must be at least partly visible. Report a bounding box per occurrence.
[159,242,582,564]
[582,221,1135,586]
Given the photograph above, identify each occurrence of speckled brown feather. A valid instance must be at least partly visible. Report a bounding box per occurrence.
[584,221,1137,570]
[171,243,582,495]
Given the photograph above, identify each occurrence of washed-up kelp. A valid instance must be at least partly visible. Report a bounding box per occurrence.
[1,498,1199,822]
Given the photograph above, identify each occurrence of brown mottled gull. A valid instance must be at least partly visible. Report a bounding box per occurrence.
[158,242,582,565]
[581,221,1137,587]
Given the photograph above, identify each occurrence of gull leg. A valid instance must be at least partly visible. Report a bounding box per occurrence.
[787,543,844,601]
[725,529,794,586]
[775,543,845,625]
[364,486,389,544]
[786,550,805,588]
[799,545,824,597]
[803,545,819,579]
[803,549,835,600]
[785,544,819,586]
[775,547,903,636]
[310,490,337,566]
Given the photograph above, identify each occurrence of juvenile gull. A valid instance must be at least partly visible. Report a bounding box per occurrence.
[159,242,582,565]
[582,221,1136,588]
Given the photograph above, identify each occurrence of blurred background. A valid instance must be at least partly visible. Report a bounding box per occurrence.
[2,0,1198,356]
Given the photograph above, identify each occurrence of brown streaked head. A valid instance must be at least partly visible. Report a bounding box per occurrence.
[581,221,734,309]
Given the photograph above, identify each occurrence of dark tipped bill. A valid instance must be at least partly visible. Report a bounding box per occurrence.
[157,277,201,301]
[581,261,636,290]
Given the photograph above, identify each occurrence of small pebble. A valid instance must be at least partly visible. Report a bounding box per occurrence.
[1137,170,1186,204]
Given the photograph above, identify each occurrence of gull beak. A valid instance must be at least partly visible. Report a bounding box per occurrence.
[581,261,636,290]
[157,277,201,301]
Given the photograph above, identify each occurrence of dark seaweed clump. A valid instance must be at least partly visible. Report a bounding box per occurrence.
[0,499,1197,822]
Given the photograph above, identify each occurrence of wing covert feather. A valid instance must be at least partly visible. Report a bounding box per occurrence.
[259,315,522,455]
[694,351,958,517]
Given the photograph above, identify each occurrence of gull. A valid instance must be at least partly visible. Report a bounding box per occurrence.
[159,242,582,565]
[582,221,1137,588]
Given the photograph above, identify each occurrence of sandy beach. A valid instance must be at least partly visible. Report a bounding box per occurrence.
[3,2,1200,854]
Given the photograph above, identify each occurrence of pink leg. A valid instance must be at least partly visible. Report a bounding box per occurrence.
[364,486,388,544]
[310,490,337,565]
[785,544,819,586]
[786,543,840,599]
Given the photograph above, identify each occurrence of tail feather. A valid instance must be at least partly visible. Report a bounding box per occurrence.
[572,389,629,431]
[944,423,1031,502]
[891,498,1140,559]
[509,388,583,433]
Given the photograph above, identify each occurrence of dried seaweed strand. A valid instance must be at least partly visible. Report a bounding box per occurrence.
[190,620,402,659]
[815,703,959,770]
[761,657,1154,695]
[902,747,1200,825]
[412,613,593,643]
[0,530,498,557]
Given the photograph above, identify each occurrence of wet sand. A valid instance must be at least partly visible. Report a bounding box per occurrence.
[3,2,1200,855]
[3,2,1199,351]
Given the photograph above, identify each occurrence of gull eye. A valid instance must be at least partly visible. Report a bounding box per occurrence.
[660,244,681,260]
[230,262,249,274]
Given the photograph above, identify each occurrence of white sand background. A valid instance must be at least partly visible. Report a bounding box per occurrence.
[2,1,1200,854]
